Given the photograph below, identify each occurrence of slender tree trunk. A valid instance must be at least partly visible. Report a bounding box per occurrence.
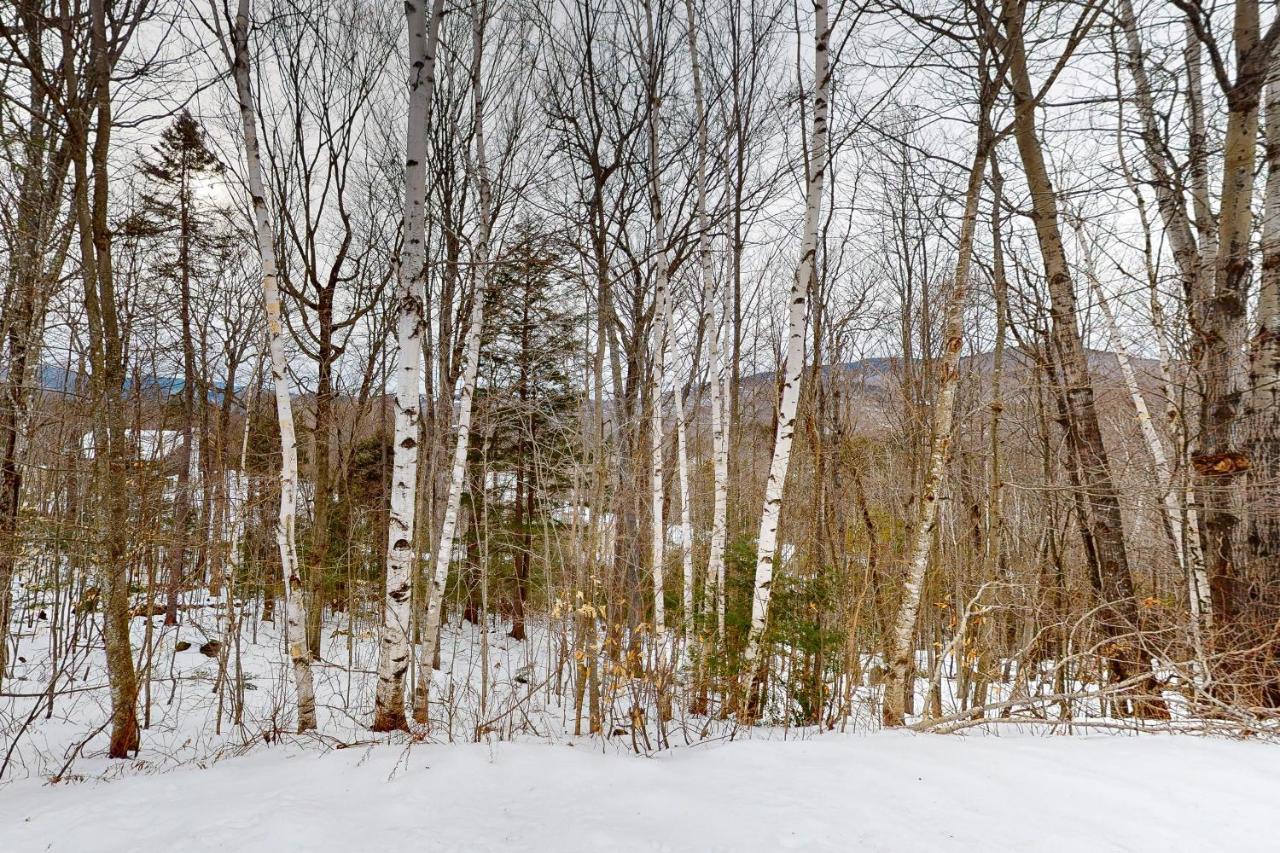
[1118,10,1215,629]
[1112,69,1213,637]
[644,0,671,638]
[411,0,487,725]
[673,388,694,637]
[0,23,71,686]
[1185,23,1218,281]
[1074,222,1188,565]
[412,275,486,723]
[1116,0,1201,300]
[1248,64,1280,544]
[226,0,316,731]
[1195,0,1273,647]
[306,331,336,657]
[1002,0,1156,711]
[373,0,445,732]
[511,448,531,642]
[76,0,141,757]
[1244,59,1280,702]
[740,0,830,699]
[882,68,993,727]
[684,0,727,647]
[165,168,198,627]
[977,149,1011,711]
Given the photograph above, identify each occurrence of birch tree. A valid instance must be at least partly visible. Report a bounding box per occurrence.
[740,0,831,700]
[683,0,728,646]
[1175,0,1279,696]
[215,0,317,731]
[881,6,1000,727]
[412,0,493,723]
[1072,218,1210,633]
[1114,0,1224,642]
[372,0,446,732]
[644,0,672,639]
[1244,54,1280,701]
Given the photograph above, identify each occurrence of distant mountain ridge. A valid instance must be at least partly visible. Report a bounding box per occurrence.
[25,363,230,401]
[742,349,1163,387]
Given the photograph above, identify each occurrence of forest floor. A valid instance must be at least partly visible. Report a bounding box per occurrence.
[3,597,1279,850]
[2,728,1278,851]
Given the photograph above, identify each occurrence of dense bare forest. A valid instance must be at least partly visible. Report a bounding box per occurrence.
[2,0,1280,847]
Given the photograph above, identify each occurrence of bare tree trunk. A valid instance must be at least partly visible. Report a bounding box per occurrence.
[0,14,72,686]
[1193,0,1269,633]
[1249,62,1280,539]
[644,0,671,639]
[412,0,489,724]
[372,0,445,732]
[683,0,727,647]
[1112,60,1213,637]
[1116,0,1202,300]
[1244,58,1280,702]
[1002,0,1156,711]
[1074,220,1193,572]
[1184,23,1218,282]
[740,0,830,700]
[882,52,994,727]
[224,0,316,731]
[673,387,694,637]
[76,0,142,757]
[165,171,199,627]
[305,341,335,657]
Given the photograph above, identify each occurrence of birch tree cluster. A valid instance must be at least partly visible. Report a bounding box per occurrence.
[3,0,1280,763]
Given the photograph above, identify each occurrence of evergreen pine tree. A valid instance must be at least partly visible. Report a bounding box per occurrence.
[479,226,583,639]
[125,110,227,624]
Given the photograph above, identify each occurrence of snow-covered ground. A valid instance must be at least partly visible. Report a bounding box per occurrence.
[5,591,1279,851]
[2,731,1277,851]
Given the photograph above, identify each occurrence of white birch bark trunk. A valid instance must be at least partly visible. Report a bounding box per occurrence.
[684,0,727,646]
[674,386,694,637]
[412,0,492,721]
[373,0,445,732]
[645,0,671,638]
[1252,76,1280,419]
[1120,9,1213,631]
[740,0,830,681]
[880,139,989,727]
[1147,258,1212,632]
[650,389,668,637]
[1153,337,1211,632]
[1111,52,1213,635]
[715,354,729,640]
[226,0,316,732]
[1197,0,1268,640]
[1075,221,1212,628]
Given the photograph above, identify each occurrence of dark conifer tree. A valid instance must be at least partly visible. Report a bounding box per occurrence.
[124,110,226,625]
[479,226,582,639]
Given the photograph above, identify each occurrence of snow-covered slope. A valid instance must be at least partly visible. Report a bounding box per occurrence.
[2,732,1276,852]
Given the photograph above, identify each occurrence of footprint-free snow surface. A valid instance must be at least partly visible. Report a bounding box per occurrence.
[2,732,1276,851]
